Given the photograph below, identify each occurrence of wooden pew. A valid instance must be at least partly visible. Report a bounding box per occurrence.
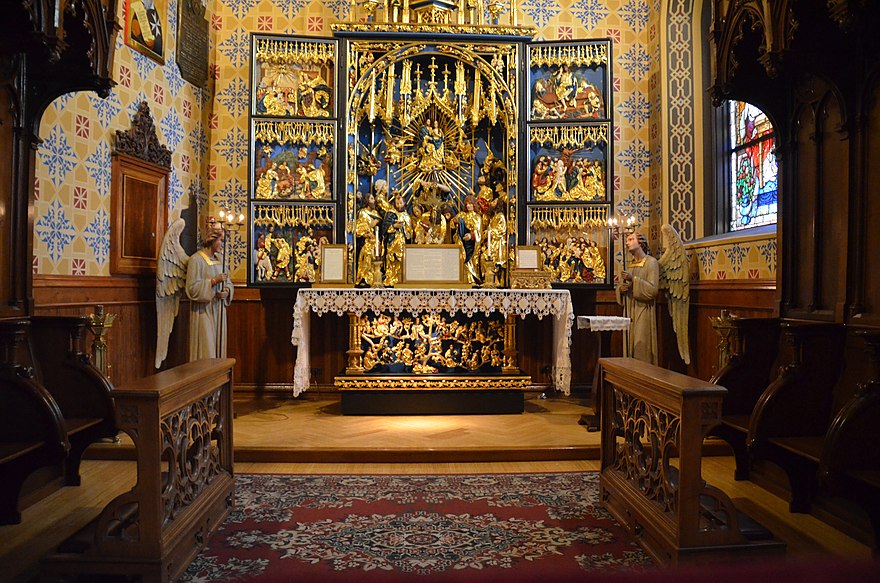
[0,316,117,524]
[44,358,235,583]
[0,320,69,524]
[817,330,880,553]
[26,316,117,486]
[709,317,782,480]
[746,322,847,512]
[598,357,785,565]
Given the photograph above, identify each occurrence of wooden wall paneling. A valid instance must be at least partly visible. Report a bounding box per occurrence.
[686,281,778,382]
[32,276,185,387]
[0,60,32,321]
[816,92,849,321]
[787,91,822,318]
[226,288,298,393]
[851,72,880,326]
[0,78,16,318]
[308,310,349,390]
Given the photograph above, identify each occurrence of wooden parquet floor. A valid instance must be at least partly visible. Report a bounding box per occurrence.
[231,395,600,463]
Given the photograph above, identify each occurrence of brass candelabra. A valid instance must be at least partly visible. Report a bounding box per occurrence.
[211,209,247,289]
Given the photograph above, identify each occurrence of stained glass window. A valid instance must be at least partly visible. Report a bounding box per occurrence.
[728,101,778,231]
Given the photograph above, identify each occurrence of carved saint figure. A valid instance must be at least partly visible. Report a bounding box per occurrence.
[480,198,508,287]
[355,192,382,286]
[381,194,413,286]
[455,195,483,285]
[186,227,233,362]
[418,118,445,172]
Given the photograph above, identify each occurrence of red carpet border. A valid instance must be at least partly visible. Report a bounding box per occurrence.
[180,471,652,581]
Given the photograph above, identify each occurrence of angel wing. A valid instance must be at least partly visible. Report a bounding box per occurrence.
[155,218,190,368]
[658,224,691,365]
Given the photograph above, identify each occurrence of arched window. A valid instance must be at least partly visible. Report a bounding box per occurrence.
[723,101,778,231]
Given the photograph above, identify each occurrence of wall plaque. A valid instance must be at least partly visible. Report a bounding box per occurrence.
[176,0,208,87]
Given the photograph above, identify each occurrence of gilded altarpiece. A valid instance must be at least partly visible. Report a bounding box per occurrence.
[251,5,609,398]
[343,38,520,290]
[526,41,613,287]
[249,36,339,285]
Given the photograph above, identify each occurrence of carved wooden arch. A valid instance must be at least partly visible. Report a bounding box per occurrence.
[712,0,797,91]
[788,74,849,142]
[1,0,118,317]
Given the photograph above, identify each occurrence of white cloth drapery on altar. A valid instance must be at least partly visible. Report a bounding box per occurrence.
[576,315,631,332]
[291,288,575,397]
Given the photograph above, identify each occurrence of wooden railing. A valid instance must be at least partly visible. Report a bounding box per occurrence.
[598,357,785,565]
[45,358,236,583]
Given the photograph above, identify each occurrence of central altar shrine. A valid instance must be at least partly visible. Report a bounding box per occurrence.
[291,288,574,413]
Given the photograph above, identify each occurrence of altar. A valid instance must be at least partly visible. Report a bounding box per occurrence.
[291,288,574,413]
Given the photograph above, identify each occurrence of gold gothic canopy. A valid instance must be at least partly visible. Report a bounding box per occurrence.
[331,0,535,37]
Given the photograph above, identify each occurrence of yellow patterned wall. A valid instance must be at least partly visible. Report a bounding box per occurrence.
[686,233,777,282]
[31,0,775,283]
[33,0,211,276]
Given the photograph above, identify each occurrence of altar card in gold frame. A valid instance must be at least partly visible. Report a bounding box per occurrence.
[317,244,347,285]
[527,204,611,286]
[401,245,469,288]
[515,246,542,270]
[251,35,336,119]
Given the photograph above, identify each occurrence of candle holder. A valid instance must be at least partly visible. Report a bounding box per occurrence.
[210,209,247,290]
[88,304,120,444]
[87,304,116,380]
[371,256,385,289]
[607,214,637,271]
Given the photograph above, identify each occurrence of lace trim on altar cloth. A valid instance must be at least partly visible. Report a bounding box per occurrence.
[293,288,573,319]
[291,288,575,397]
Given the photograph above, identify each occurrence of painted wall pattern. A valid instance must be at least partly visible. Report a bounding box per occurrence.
[686,233,776,281]
[34,0,212,276]
[31,0,774,283]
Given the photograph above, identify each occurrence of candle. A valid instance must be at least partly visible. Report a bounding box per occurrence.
[375,226,379,256]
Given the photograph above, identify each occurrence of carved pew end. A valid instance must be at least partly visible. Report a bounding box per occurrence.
[43,359,236,583]
[598,357,787,565]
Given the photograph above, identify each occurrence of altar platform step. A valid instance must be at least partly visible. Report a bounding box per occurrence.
[87,395,603,464]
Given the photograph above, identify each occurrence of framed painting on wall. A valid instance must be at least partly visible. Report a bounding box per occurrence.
[125,0,165,64]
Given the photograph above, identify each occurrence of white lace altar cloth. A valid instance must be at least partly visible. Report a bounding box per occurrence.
[291,288,575,397]
[576,315,631,331]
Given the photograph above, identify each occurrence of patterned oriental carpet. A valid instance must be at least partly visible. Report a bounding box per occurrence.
[180,472,653,582]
